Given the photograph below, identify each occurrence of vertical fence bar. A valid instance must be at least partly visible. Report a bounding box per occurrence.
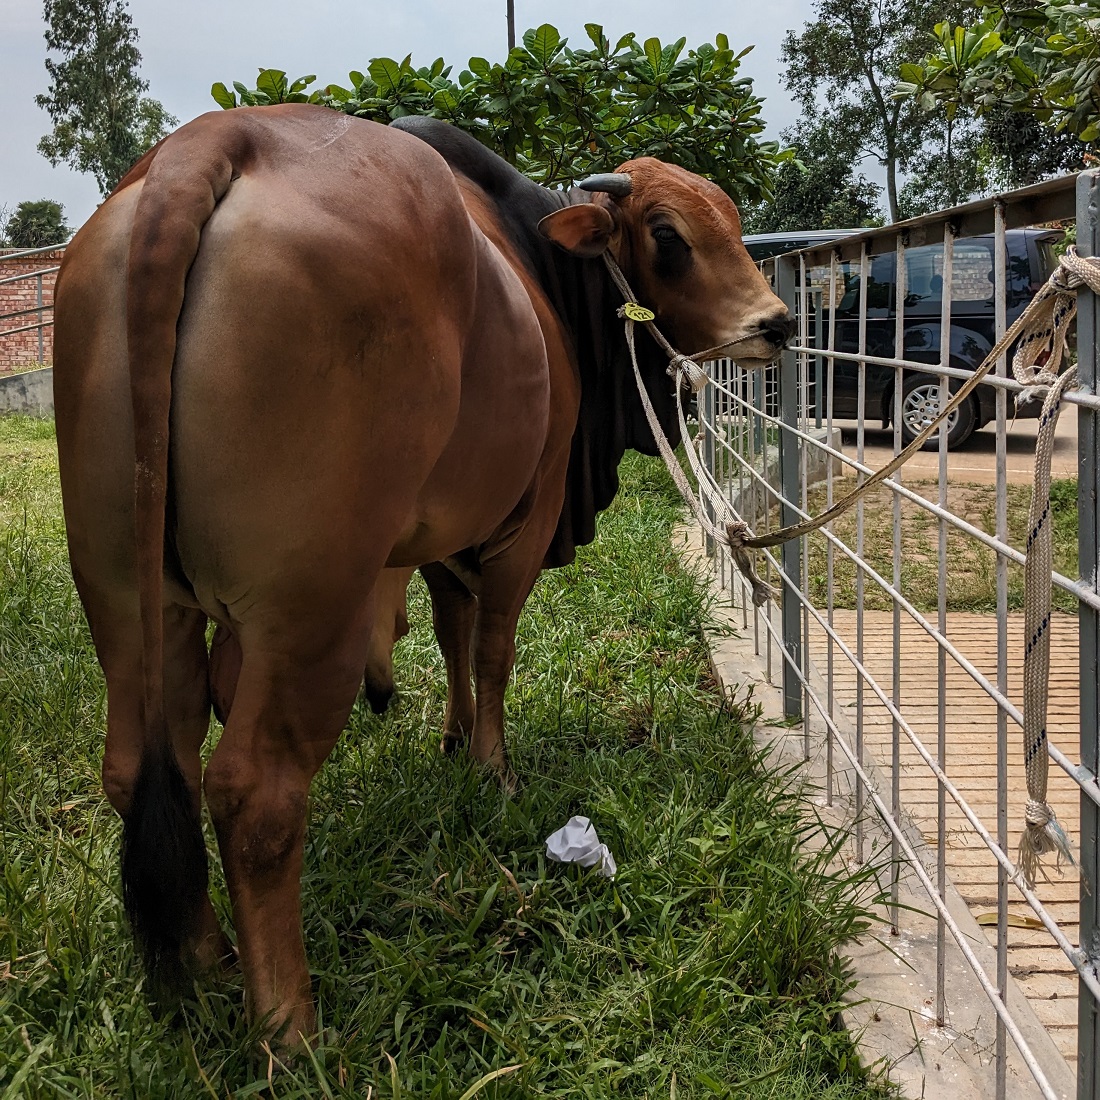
[775,254,802,721]
[752,365,766,668]
[35,273,44,364]
[1077,169,1100,1100]
[993,201,1009,1100]
[936,224,955,1028]
[826,253,838,805]
[814,290,823,430]
[855,244,869,861]
[702,363,716,558]
[891,231,907,934]
[799,254,812,757]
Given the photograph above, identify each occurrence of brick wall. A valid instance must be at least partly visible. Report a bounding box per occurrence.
[0,249,63,373]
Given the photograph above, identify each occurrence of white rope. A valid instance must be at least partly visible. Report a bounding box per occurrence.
[609,246,1100,889]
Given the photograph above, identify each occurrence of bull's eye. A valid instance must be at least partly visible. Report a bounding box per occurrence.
[650,223,692,280]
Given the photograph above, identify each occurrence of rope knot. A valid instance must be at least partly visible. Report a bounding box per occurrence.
[1018,799,1076,888]
[1016,385,1050,409]
[666,354,709,394]
[723,521,774,606]
[1024,799,1052,829]
[725,520,751,549]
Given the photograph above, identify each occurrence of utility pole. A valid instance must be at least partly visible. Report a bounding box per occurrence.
[507,0,515,51]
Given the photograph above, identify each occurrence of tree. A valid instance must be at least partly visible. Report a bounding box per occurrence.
[2,200,71,248]
[742,118,883,233]
[213,24,793,206]
[36,0,178,196]
[781,0,973,222]
[894,3,1095,171]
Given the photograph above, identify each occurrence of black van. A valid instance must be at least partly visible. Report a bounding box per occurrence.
[741,228,1062,448]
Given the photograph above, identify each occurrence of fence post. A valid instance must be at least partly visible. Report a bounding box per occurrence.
[774,254,802,721]
[36,272,44,364]
[1077,168,1100,1100]
[701,362,716,557]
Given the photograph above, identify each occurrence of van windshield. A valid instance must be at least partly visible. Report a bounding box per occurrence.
[809,237,1035,317]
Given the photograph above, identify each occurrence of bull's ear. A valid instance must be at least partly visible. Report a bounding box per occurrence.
[538,204,616,257]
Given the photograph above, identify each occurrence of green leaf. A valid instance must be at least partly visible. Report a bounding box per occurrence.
[433,88,459,112]
[468,56,491,77]
[644,37,663,74]
[369,57,404,95]
[899,63,925,85]
[210,82,236,110]
[1007,55,1038,87]
[969,31,1002,63]
[255,69,288,102]
[524,23,562,67]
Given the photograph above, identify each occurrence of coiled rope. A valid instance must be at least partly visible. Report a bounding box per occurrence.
[607,247,1100,888]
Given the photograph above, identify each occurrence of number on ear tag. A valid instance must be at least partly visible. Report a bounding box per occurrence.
[622,302,655,322]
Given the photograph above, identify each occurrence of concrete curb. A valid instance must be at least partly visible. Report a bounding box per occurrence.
[675,523,1075,1100]
[0,366,54,416]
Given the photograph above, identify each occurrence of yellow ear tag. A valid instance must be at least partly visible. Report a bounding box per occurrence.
[622,302,655,322]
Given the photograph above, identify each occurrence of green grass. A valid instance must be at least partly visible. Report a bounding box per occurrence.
[0,416,888,1098]
[803,477,1080,614]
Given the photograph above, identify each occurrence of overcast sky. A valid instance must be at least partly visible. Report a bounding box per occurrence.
[2,0,810,231]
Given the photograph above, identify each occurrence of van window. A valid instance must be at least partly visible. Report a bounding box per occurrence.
[834,254,895,317]
[904,242,995,308]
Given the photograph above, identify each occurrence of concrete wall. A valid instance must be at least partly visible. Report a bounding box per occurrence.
[0,366,54,416]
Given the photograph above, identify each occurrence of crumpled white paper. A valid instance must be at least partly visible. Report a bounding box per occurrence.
[545,815,617,879]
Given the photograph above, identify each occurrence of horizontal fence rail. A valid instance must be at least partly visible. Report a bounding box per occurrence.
[699,171,1100,1098]
[0,246,65,368]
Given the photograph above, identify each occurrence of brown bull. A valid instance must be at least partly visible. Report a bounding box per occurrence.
[53,105,790,1044]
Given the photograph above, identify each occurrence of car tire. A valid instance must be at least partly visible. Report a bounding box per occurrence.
[899,374,978,450]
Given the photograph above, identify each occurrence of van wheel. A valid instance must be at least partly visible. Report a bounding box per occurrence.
[899,375,978,450]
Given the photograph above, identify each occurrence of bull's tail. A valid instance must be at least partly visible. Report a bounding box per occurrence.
[118,120,244,993]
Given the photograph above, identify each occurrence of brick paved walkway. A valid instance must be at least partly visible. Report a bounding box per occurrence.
[815,609,1082,1066]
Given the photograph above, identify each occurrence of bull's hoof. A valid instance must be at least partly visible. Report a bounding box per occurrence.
[440,730,466,756]
[363,681,395,715]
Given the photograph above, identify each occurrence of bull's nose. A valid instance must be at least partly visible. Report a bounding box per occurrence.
[760,311,796,348]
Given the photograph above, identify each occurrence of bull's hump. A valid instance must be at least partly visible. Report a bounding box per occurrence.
[391,118,528,198]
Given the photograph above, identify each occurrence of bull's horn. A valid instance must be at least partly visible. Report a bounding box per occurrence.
[577,173,632,197]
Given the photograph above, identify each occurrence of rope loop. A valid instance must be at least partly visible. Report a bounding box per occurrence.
[667,354,709,393]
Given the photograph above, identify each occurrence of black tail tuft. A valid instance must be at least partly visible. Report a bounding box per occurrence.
[121,741,208,998]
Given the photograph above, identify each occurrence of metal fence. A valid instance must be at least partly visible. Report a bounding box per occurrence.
[698,171,1100,1098]
[0,243,63,364]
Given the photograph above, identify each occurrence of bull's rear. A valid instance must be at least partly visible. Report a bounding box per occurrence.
[55,106,554,1039]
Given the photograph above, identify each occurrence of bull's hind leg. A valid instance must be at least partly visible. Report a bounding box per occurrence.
[77,590,229,973]
[201,614,371,1046]
[421,562,476,754]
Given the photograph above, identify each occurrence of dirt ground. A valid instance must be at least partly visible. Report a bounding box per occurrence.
[836,404,1081,485]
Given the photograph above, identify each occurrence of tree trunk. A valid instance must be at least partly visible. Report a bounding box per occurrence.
[946,117,955,206]
[886,151,900,223]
